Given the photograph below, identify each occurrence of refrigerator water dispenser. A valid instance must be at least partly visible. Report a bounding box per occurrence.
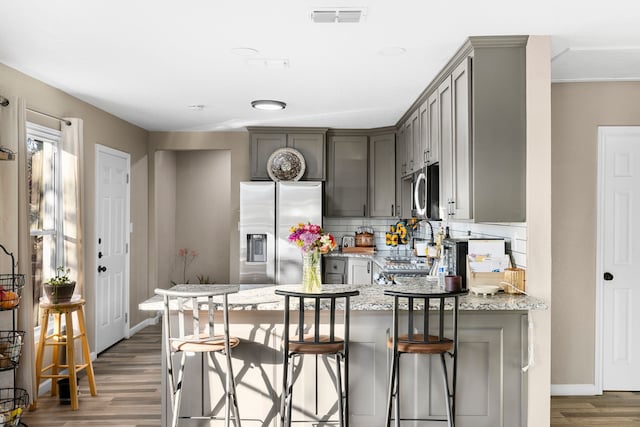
[247,234,267,262]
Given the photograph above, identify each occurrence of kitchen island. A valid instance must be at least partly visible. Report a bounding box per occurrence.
[140,282,546,427]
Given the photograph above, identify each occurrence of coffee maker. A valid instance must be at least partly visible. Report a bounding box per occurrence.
[442,237,469,290]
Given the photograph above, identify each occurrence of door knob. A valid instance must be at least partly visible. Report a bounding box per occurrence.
[604,272,614,281]
[98,265,107,273]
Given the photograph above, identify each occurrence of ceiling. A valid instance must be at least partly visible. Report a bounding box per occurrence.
[1,1,639,132]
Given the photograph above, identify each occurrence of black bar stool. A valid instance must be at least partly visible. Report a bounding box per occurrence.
[275,287,360,427]
[155,285,242,427]
[384,286,468,427]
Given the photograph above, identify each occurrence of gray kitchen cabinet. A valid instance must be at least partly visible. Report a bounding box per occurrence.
[249,128,327,181]
[286,133,326,181]
[450,58,472,220]
[404,110,420,175]
[250,132,287,180]
[325,135,369,217]
[397,121,407,177]
[349,311,527,426]
[369,133,396,217]
[424,91,440,165]
[394,36,527,223]
[347,258,372,284]
[438,75,456,220]
[395,128,403,216]
[323,256,346,284]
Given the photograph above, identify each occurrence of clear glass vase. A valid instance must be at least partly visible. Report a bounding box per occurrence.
[302,251,322,293]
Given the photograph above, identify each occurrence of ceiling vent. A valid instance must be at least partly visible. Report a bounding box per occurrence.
[311,8,364,23]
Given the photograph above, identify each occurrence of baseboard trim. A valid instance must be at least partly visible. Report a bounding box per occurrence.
[551,384,602,396]
[129,315,160,336]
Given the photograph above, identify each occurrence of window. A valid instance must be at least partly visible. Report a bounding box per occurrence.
[26,122,63,325]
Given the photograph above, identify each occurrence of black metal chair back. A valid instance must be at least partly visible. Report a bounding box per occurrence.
[384,287,468,427]
[275,288,359,427]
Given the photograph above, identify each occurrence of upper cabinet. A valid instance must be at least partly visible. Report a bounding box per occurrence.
[396,35,528,223]
[325,130,396,218]
[369,133,396,217]
[325,134,369,217]
[249,128,327,181]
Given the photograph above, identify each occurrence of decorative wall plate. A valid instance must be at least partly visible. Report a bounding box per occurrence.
[267,148,306,181]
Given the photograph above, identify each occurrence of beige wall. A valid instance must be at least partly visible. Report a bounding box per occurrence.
[155,150,231,286]
[147,132,249,296]
[154,151,177,291]
[551,81,640,385]
[0,63,149,346]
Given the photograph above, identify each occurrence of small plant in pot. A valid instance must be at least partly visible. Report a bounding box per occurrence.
[43,267,76,304]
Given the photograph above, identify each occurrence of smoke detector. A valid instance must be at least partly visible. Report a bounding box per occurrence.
[311,8,365,23]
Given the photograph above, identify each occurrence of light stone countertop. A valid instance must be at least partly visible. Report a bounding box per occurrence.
[139,281,547,312]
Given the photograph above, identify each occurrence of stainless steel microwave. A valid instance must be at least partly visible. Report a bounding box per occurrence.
[412,163,440,220]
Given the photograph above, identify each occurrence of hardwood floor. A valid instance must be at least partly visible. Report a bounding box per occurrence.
[21,323,640,426]
[552,392,640,426]
[22,323,162,427]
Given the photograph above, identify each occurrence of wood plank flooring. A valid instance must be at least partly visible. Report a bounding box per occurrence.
[552,391,640,426]
[21,322,640,426]
[22,323,162,427]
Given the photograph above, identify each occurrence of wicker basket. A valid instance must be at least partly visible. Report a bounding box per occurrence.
[0,332,24,372]
[0,388,28,427]
[0,275,25,311]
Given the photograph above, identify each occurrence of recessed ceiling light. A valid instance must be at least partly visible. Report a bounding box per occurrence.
[187,105,205,111]
[251,100,287,111]
[231,47,259,57]
[378,46,407,56]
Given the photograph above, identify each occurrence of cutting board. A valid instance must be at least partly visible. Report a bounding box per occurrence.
[341,246,376,254]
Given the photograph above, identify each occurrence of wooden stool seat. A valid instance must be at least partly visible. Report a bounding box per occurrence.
[33,298,97,411]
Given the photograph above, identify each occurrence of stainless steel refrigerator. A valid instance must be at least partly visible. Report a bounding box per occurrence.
[239,181,322,284]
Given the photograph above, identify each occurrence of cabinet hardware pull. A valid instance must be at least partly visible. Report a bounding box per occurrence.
[391,204,394,216]
[363,205,366,216]
[367,262,370,274]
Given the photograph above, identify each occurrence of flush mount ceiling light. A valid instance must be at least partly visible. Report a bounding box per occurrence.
[251,100,287,111]
[187,104,205,111]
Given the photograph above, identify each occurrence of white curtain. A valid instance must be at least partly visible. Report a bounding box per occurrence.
[60,119,84,297]
[0,95,35,399]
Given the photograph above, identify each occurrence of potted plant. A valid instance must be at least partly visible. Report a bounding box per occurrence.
[43,266,76,304]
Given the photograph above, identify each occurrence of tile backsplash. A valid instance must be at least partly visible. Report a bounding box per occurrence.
[323,217,527,268]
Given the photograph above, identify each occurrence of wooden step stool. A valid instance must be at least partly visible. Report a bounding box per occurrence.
[33,299,97,410]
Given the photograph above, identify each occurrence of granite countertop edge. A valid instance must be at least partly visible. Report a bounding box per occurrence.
[139,282,547,312]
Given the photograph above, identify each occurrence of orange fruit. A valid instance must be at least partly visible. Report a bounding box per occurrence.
[0,291,18,309]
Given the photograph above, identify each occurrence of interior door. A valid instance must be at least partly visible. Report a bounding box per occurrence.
[601,127,640,390]
[95,145,130,353]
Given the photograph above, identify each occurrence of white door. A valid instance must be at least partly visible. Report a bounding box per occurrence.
[95,145,130,353]
[601,127,640,390]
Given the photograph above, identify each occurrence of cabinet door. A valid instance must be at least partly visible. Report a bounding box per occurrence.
[451,58,472,220]
[326,135,368,217]
[419,100,429,167]
[410,109,421,172]
[250,133,287,180]
[347,258,371,284]
[438,76,453,220]
[287,133,325,181]
[397,123,407,178]
[395,128,403,216]
[427,91,440,165]
[369,133,396,217]
[404,118,414,176]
